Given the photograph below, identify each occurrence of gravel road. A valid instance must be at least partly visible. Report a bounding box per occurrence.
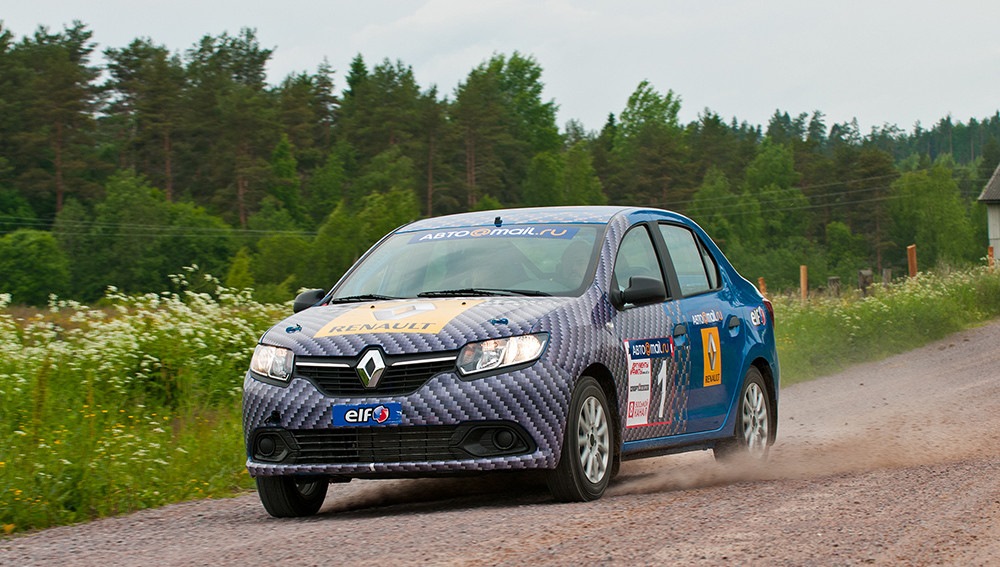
[4,320,1000,566]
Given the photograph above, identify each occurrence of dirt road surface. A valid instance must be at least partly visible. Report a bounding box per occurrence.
[4,320,1000,566]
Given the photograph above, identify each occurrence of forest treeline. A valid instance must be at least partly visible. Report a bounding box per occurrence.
[0,21,996,305]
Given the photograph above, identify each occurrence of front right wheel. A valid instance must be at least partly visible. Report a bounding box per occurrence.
[547,376,613,502]
[256,475,328,518]
[714,366,772,462]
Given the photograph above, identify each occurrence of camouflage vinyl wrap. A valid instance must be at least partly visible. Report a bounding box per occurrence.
[243,206,771,478]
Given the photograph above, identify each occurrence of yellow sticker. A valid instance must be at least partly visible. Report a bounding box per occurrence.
[314,299,485,337]
[701,326,722,387]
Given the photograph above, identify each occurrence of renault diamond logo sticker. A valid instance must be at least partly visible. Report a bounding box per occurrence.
[357,349,387,388]
[701,327,722,387]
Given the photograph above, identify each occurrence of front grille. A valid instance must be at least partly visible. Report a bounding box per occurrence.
[289,427,464,463]
[295,354,457,396]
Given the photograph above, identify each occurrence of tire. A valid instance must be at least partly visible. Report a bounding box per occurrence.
[714,366,772,462]
[256,475,328,518]
[547,376,613,502]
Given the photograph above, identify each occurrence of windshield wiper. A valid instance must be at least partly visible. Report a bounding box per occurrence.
[417,288,551,298]
[327,294,402,304]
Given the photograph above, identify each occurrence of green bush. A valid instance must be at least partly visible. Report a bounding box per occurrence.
[0,229,71,305]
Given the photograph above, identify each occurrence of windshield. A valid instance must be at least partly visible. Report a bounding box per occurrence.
[333,224,603,299]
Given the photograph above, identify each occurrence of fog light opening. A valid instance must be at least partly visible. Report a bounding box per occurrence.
[492,429,516,451]
[258,435,277,457]
[253,431,292,462]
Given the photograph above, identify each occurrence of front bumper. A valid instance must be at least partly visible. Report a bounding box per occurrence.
[242,361,572,477]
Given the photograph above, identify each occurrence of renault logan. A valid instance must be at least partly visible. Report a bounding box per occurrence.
[243,206,779,517]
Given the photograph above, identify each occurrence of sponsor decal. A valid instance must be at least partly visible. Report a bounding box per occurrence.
[701,327,722,387]
[315,299,484,337]
[691,310,724,325]
[626,358,651,427]
[332,403,403,426]
[749,306,767,326]
[409,225,579,243]
[624,337,675,428]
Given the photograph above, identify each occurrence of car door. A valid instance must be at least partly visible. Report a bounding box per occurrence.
[657,223,741,434]
[609,223,690,442]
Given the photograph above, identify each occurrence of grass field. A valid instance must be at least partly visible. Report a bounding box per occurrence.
[3,266,1000,534]
[0,270,281,534]
[775,266,1000,384]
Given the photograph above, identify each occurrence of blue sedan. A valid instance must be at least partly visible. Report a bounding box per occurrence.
[243,206,779,516]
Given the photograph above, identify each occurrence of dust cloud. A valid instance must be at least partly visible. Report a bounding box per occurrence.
[608,417,1000,498]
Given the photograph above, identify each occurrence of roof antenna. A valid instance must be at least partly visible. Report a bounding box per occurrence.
[494,216,502,227]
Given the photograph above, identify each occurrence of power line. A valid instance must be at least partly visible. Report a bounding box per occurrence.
[0,215,318,237]
[654,163,990,210]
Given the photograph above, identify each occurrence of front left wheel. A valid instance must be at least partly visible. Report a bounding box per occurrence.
[256,475,328,518]
[547,376,613,502]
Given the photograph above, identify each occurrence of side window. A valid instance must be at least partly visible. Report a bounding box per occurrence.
[659,224,719,296]
[613,226,664,294]
[700,240,720,290]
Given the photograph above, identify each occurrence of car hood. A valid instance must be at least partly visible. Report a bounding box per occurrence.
[259,296,573,357]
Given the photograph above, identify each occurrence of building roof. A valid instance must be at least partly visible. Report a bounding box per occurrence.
[979,162,1000,202]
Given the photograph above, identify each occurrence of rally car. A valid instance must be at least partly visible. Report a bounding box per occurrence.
[243,206,779,517]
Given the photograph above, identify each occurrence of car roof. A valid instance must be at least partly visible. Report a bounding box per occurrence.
[398,205,683,233]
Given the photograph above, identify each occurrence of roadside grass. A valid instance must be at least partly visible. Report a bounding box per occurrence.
[1,270,282,534]
[2,265,1000,534]
[775,266,1000,385]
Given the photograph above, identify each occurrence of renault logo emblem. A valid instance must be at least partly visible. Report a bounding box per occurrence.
[707,333,718,371]
[356,349,387,388]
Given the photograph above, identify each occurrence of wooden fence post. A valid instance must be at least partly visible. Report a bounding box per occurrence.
[989,246,995,272]
[757,277,767,296]
[907,244,917,277]
[800,265,808,305]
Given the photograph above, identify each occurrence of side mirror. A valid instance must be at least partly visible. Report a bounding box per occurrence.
[618,276,666,308]
[292,288,327,313]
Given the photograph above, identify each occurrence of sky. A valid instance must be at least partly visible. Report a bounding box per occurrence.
[3,0,999,135]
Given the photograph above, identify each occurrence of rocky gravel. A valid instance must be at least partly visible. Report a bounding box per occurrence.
[4,320,1000,566]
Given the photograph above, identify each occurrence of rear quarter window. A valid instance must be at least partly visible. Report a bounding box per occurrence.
[658,224,720,296]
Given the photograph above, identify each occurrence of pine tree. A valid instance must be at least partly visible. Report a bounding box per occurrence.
[12,22,102,215]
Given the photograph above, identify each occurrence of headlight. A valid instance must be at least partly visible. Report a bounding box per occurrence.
[250,344,295,381]
[457,333,548,376]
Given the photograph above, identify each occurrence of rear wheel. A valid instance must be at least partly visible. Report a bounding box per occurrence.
[547,376,613,501]
[256,475,328,517]
[714,366,772,462]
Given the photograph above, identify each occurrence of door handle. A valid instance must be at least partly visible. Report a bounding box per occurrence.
[672,323,687,337]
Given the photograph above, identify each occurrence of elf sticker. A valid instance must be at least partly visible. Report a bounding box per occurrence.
[701,327,722,387]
